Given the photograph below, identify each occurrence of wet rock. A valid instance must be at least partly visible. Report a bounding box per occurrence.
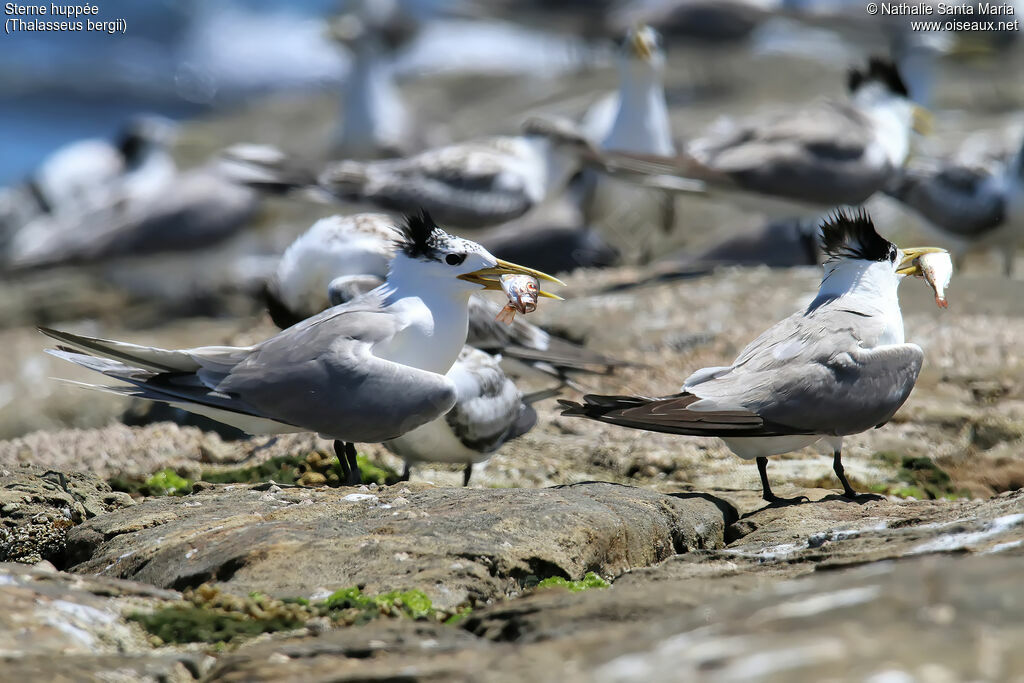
[66,482,728,609]
[0,466,134,564]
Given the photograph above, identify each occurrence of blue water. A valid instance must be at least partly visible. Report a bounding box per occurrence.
[0,0,344,184]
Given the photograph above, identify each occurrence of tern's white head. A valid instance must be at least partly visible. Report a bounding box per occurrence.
[115,115,178,170]
[376,211,564,375]
[385,211,564,300]
[619,24,666,75]
[848,57,931,168]
[816,208,947,307]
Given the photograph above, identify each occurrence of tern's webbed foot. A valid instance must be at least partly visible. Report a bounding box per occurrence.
[762,493,810,507]
[837,490,884,504]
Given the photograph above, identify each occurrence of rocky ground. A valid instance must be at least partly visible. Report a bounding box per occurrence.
[3,31,1024,683]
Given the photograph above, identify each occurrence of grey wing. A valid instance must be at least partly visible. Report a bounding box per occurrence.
[885,164,1005,237]
[445,347,529,453]
[212,301,456,441]
[44,297,456,443]
[689,307,923,435]
[692,103,887,204]
[320,147,533,229]
[467,295,550,352]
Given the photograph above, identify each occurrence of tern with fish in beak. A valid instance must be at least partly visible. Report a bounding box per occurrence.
[38,211,564,485]
[562,209,949,503]
[264,212,624,382]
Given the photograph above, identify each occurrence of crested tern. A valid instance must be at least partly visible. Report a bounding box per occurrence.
[385,345,559,486]
[264,212,625,380]
[40,212,564,485]
[226,116,594,230]
[885,131,1024,276]
[561,209,948,502]
[597,57,931,221]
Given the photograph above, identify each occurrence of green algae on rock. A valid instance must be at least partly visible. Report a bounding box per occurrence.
[535,572,610,593]
[130,583,457,646]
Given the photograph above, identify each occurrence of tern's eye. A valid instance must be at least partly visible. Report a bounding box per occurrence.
[445,253,466,266]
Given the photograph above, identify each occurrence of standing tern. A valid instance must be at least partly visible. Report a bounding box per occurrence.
[885,131,1024,276]
[264,212,627,379]
[579,24,678,260]
[329,16,415,158]
[597,57,931,221]
[561,209,948,502]
[40,212,564,485]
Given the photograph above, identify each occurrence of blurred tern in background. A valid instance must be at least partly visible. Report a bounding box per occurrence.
[578,24,678,261]
[598,57,930,222]
[224,116,596,231]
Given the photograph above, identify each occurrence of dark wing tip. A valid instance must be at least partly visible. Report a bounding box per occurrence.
[558,399,585,415]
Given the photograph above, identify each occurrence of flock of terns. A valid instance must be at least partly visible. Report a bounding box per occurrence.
[2,9,1019,501]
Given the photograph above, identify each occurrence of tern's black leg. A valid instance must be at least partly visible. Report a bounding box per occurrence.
[335,440,350,479]
[833,448,859,498]
[343,442,361,486]
[400,462,411,482]
[757,456,808,505]
[463,464,472,487]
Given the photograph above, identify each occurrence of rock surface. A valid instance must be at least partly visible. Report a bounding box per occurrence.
[198,490,1024,682]
[65,482,727,609]
[0,465,134,564]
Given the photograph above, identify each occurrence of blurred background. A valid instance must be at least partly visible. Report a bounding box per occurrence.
[1,0,1022,474]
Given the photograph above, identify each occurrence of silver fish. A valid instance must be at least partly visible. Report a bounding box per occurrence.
[495,274,540,324]
[918,250,952,308]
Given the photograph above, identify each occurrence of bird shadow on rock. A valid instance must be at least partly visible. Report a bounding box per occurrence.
[817,492,886,506]
[739,491,886,520]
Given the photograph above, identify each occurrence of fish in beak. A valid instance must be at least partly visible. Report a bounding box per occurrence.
[897,247,952,308]
[458,259,565,299]
[896,246,948,276]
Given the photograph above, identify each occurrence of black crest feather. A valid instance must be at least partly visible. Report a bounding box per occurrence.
[819,208,896,263]
[398,210,441,259]
[847,56,909,98]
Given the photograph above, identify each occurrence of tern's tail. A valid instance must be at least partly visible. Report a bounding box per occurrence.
[218,144,321,197]
[559,393,805,438]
